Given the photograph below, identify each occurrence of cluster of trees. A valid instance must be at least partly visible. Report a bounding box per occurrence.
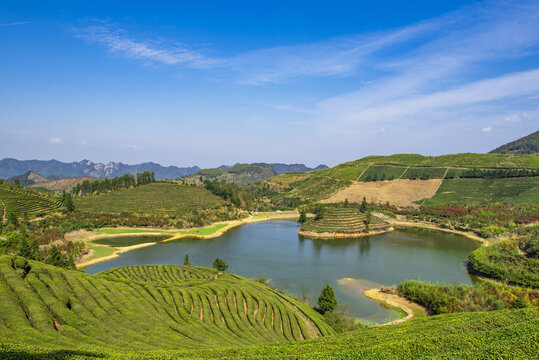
[60,191,74,212]
[0,228,76,269]
[446,168,539,179]
[364,173,395,181]
[72,172,156,196]
[203,180,256,209]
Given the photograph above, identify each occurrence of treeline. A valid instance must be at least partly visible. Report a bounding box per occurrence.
[363,174,396,181]
[397,280,537,314]
[203,180,257,210]
[72,171,156,196]
[446,168,539,179]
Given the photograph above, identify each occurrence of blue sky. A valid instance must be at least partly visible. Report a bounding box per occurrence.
[1,1,538,168]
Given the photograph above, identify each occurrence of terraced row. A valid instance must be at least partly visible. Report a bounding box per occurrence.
[0,186,62,218]
[0,257,334,352]
[301,208,390,234]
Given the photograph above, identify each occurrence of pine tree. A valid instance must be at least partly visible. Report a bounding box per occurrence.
[360,197,368,213]
[317,284,338,314]
[183,254,191,266]
[17,236,31,258]
[48,245,63,267]
[213,258,228,272]
[298,211,307,224]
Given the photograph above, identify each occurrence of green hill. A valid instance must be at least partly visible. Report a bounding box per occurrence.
[0,256,333,356]
[300,208,390,235]
[182,163,278,185]
[490,131,539,155]
[73,182,226,216]
[0,184,62,219]
[264,153,539,206]
[0,256,537,359]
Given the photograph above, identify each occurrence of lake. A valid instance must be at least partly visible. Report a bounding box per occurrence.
[84,220,480,323]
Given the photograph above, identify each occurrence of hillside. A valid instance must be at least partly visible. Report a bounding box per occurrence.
[73,182,226,216]
[490,131,539,155]
[269,163,328,174]
[264,153,539,207]
[300,207,390,236]
[0,256,334,356]
[29,176,94,192]
[0,158,200,180]
[0,183,62,219]
[0,256,536,359]
[7,171,49,187]
[182,163,278,185]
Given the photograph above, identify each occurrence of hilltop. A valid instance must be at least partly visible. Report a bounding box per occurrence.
[7,171,49,187]
[263,153,539,207]
[490,130,539,155]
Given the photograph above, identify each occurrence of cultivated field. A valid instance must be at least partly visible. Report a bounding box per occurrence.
[29,176,94,192]
[300,208,390,235]
[74,182,226,215]
[322,179,444,207]
[423,177,539,206]
[0,185,62,218]
[0,256,334,353]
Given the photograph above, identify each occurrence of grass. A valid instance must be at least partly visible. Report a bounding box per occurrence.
[73,183,225,216]
[300,208,390,234]
[422,177,539,206]
[266,153,539,205]
[95,228,174,234]
[468,237,539,288]
[180,223,228,235]
[1,306,537,359]
[0,256,334,354]
[0,185,62,218]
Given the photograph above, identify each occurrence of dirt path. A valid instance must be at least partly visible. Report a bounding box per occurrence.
[363,289,427,325]
[355,165,370,181]
[0,200,5,222]
[290,304,321,339]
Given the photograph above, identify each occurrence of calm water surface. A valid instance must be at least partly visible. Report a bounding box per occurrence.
[85,220,479,323]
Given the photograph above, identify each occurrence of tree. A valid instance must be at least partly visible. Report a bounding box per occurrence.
[313,205,325,221]
[7,212,18,229]
[17,236,32,259]
[61,191,75,212]
[344,198,349,207]
[317,284,338,314]
[48,245,63,267]
[183,254,191,266]
[213,258,228,272]
[298,210,307,224]
[360,197,368,213]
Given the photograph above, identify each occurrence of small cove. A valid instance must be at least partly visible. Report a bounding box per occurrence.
[85,220,480,323]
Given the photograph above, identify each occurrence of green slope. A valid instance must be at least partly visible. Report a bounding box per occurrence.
[490,131,539,155]
[265,153,539,205]
[182,163,278,185]
[0,184,62,218]
[73,182,225,215]
[0,256,333,354]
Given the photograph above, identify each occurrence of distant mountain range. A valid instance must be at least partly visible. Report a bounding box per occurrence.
[0,158,329,181]
[489,131,538,155]
[0,158,201,180]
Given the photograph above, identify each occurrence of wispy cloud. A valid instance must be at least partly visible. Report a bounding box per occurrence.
[48,137,62,144]
[483,126,493,132]
[123,143,141,149]
[0,21,31,27]
[73,25,221,69]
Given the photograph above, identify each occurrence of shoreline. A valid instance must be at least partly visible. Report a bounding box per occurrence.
[363,288,427,326]
[76,211,298,268]
[372,212,489,245]
[297,227,394,239]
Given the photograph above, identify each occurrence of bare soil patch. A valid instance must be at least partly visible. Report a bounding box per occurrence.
[322,179,443,207]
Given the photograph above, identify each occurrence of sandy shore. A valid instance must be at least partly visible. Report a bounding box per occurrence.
[76,211,298,268]
[363,288,427,325]
[297,227,394,239]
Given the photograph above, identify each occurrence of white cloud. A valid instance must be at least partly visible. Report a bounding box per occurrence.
[378,128,386,134]
[0,22,31,27]
[74,25,220,69]
[504,114,521,123]
[78,140,88,145]
[123,144,141,149]
[48,137,62,144]
[483,126,493,132]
